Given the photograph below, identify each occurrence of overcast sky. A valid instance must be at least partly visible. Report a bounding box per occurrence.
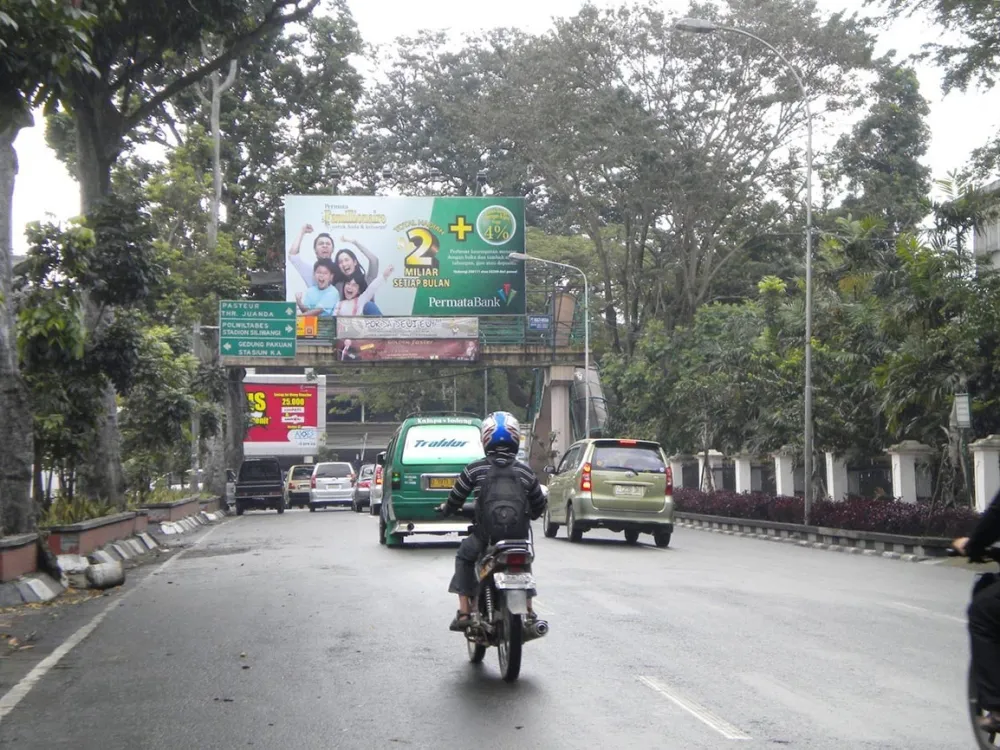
[9,0,996,255]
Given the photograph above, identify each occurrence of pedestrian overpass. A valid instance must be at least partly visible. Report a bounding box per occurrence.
[224,288,610,470]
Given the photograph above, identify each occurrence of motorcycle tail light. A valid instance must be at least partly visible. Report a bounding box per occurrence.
[503,553,528,566]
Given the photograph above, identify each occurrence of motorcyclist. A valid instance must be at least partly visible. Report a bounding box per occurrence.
[953,488,1000,733]
[436,411,547,632]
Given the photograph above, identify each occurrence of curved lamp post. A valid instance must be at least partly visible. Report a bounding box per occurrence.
[675,17,815,522]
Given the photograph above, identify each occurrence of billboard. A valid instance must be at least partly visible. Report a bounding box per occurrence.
[335,338,479,362]
[284,196,526,318]
[244,383,320,451]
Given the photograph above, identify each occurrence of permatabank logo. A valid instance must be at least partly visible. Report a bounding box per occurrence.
[496,283,518,306]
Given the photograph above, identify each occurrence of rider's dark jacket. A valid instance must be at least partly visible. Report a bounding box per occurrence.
[444,451,547,525]
[968,489,1000,561]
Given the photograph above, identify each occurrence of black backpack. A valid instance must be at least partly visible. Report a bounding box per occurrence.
[477,457,530,542]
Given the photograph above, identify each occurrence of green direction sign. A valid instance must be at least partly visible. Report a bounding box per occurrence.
[219,300,297,358]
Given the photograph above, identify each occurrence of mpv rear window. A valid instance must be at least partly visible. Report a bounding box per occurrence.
[315,463,353,478]
[291,466,313,479]
[239,461,281,481]
[402,424,485,465]
[359,465,375,478]
[591,445,665,473]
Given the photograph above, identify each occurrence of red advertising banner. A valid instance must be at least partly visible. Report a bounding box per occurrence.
[335,338,479,362]
[244,384,319,444]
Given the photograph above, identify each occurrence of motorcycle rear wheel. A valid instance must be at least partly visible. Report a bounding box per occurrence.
[497,606,523,682]
[969,663,1000,749]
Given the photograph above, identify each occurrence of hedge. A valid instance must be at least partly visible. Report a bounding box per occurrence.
[673,488,980,538]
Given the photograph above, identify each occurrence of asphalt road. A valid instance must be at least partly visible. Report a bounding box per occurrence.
[0,508,983,749]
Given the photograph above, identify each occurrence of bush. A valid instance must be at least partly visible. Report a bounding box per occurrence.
[39,497,119,527]
[673,488,979,538]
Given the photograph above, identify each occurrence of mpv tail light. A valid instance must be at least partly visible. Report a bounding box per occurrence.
[665,465,673,496]
[375,466,383,486]
[311,476,317,489]
[581,462,592,492]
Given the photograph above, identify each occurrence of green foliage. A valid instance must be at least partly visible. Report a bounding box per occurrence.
[38,496,117,527]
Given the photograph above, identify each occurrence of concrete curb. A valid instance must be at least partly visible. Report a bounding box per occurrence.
[677,519,933,564]
[0,510,226,607]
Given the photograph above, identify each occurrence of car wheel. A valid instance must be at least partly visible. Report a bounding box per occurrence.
[277,500,285,514]
[235,502,245,516]
[379,511,387,545]
[567,504,583,543]
[543,508,558,538]
[309,504,316,512]
[624,530,640,545]
[653,529,672,548]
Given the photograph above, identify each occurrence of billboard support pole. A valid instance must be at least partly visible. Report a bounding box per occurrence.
[483,368,488,417]
[453,376,458,413]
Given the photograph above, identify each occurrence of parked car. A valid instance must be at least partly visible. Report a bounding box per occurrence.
[234,456,286,516]
[284,464,314,509]
[309,461,356,511]
[378,414,484,546]
[351,464,376,512]
[369,451,386,516]
[542,438,674,547]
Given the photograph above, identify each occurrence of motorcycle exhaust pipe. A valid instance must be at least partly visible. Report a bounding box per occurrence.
[523,619,549,641]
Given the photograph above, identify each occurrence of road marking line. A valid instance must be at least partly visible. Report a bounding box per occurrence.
[0,522,225,725]
[886,601,965,624]
[638,675,751,740]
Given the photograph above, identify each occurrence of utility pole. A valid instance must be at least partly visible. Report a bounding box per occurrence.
[191,322,201,493]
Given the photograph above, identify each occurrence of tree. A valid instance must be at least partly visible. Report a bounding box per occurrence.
[829,60,931,235]
[0,0,96,532]
[885,0,1000,93]
[47,0,322,504]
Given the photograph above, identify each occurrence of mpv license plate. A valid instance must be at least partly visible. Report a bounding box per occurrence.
[614,485,644,497]
[428,477,456,490]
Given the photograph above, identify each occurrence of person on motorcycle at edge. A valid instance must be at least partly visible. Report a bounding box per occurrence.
[436,411,547,632]
[953,487,1000,733]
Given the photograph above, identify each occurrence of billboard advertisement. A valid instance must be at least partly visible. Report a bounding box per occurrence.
[284,196,526,318]
[336,316,479,340]
[244,383,320,451]
[335,338,480,362]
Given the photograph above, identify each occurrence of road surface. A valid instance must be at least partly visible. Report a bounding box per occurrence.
[0,509,979,748]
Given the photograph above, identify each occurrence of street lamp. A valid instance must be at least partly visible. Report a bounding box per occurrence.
[675,17,815,522]
[508,252,591,439]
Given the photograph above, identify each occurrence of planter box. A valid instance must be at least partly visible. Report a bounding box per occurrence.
[139,498,201,523]
[675,511,953,557]
[0,533,39,583]
[135,510,148,534]
[199,498,220,514]
[45,513,138,556]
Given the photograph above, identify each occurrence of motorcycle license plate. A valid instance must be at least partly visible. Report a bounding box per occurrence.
[494,572,535,590]
[614,485,644,497]
[428,477,456,489]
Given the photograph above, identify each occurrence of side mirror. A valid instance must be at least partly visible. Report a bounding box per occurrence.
[543,465,556,475]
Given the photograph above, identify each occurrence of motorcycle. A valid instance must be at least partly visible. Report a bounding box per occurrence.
[949,545,1000,749]
[440,501,550,682]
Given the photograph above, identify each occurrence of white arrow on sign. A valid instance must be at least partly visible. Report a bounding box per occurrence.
[223,342,232,351]
[285,307,294,316]
[285,325,293,333]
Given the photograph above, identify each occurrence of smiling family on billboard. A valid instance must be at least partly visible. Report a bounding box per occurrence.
[283,196,526,319]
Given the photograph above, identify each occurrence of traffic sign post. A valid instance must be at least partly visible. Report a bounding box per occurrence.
[219,300,298,358]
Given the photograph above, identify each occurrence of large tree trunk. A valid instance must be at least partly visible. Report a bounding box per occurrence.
[0,109,37,535]
[73,95,127,506]
[225,367,246,471]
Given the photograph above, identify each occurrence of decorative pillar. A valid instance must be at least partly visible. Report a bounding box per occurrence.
[887,440,933,504]
[668,454,693,489]
[773,445,796,498]
[970,435,1000,512]
[825,452,849,502]
[547,366,576,462]
[734,454,753,494]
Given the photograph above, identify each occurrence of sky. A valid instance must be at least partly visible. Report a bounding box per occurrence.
[9,0,996,256]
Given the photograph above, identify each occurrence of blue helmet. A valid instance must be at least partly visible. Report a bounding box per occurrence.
[480,411,521,453]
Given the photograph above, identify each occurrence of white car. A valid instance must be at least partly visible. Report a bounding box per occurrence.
[309,461,356,511]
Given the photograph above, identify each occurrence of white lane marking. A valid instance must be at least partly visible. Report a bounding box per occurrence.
[638,675,751,740]
[886,601,965,624]
[581,589,640,616]
[0,523,224,725]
